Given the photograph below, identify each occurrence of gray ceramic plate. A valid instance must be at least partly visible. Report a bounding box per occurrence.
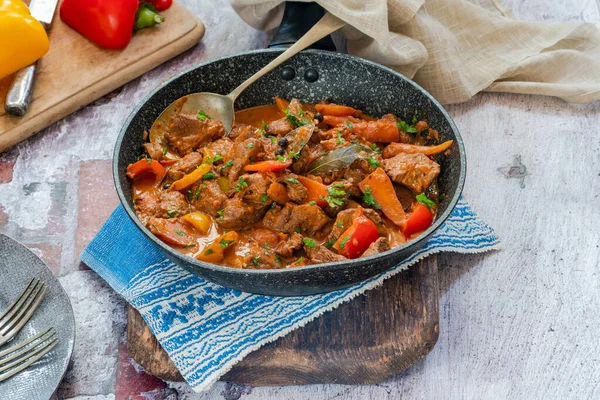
[0,234,75,400]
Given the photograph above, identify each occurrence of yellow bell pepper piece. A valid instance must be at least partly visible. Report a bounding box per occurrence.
[0,0,50,79]
[196,231,239,263]
[182,212,212,234]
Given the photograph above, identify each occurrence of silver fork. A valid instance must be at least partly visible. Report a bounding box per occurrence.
[0,328,58,382]
[0,278,47,347]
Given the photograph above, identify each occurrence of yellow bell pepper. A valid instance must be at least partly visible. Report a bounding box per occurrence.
[0,0,50,80]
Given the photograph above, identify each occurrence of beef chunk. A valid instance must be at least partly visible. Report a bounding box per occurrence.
[165,113,224,155]
[306,245,346,264]
[143,142,164,161]
[267,117,294,135]
[383,153,440,194]
[273,232,303,258]
[134,191,159,223]
[230,123,260,142]
[166,151,203,181]
[217,198,268,230]
[250,228,282,249]
[238,173,272,205]
[327,208,387,242]
[225,138,263,181]
[206,138,233,161]
[192,181,227,215]
[238,242,282,269]
[134,191,189,221]
[262,203,329,236]
[278,174,307,203]
[156,191,189,219]
[362,237,391,257]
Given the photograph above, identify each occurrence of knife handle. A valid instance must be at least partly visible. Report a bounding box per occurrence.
[5,63,37,117]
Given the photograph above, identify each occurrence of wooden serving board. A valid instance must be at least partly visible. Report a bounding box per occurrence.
[127,257,439,385]
[0,1,205,153]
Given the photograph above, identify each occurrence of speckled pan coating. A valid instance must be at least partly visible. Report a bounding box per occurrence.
[113,49,466,296]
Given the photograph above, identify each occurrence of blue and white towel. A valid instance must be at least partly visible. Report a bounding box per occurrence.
[81,199,500,392]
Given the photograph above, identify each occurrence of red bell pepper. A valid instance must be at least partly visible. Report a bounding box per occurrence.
[334,208,379,259]
[60,0,164,50]
[148,0,173,12]
[126,159,166,184]
[403,204,434,237]
[244,160,292,172]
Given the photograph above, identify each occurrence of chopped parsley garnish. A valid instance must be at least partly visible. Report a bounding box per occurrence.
[346,121,354,129]
[336,221,344,228]
[285,109,309,127]
[220,160,234,170]
[294,227,302,234]
[202,172,215,179]
[166,210,178,218]
[174,229,187,236]
[416,193,436,210]
[324,238,336,249]
[309,200,317,205]
[194,185,201,201]
[184,243,196,249]
[397,120,418,133]
[270,136,277,144]
[287,177,299,184]
[302,238,317,248]
[367,157,380,168]
[411,113,418,125]
[219,239,235,249]
[275,254,282,265]
[262,120,269,131]
[326,183,346,208]
[144,155,152,165]
[294,256,305,264]
[162,145,168,155]
[204,248,214,256]
[196,110,211,121]
[339,235,351,249]
[362,187,381,210]
[336,130,345,145]
[187,189,193,202]
[297,108,305,117]
[261,194,269,202]
[252,256,260,266]
[264,243,271,250]
[235,177,248,192]
[217,209,224,220]
[205,154,223,164]
[289,151,300,160]
[370,143,381,153]
[439,194,445,201]
[275,155,286,162]
[246,142,254,149]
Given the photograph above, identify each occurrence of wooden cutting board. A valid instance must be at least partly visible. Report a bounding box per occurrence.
[0,1,205,153]
[127,257,439,385]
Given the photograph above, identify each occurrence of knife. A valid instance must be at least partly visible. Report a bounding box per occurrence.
[5,0,58,116]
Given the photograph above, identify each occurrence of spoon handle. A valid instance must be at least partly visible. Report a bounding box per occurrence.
[227,12,346,101]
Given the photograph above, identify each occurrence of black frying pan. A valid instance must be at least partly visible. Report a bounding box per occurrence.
[113,3,466,296]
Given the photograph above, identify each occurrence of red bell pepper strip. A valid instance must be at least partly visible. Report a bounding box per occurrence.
[333,208,380,259]
[126,159,166,184]
[244,160,292,172]
[403,204,434,237]
[148,0,173,12]
[60,0,164,50]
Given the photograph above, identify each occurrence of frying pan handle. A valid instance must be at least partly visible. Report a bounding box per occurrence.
[268,2,336,51]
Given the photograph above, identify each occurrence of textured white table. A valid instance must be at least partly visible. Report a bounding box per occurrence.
[0,0,598,399]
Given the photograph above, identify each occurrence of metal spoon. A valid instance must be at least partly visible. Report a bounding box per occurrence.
[150,12,345,145]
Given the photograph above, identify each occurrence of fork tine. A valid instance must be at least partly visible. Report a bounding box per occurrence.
[0,337,58,382]
[0,284,47,344]
[0,279,37,328]
[0,328,55,363]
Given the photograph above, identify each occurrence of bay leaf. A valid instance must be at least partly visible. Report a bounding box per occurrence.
[307,143,373,175]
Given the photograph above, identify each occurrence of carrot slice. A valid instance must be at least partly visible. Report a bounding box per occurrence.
[296,176,328,207]
[352,119,400,143]
[358,168,406,227]
[274,97,290,114]
[315,103,361,117]
[383,140,454,158]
